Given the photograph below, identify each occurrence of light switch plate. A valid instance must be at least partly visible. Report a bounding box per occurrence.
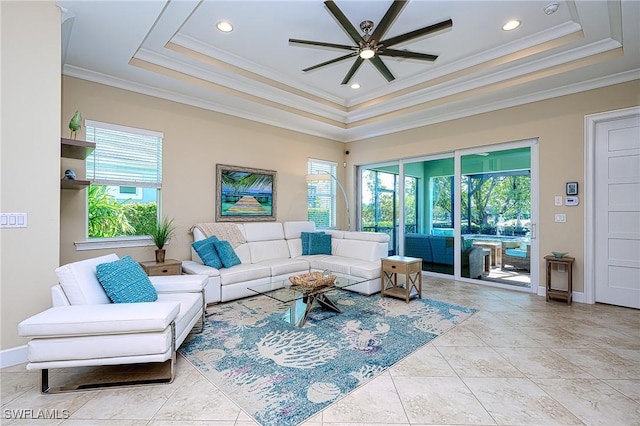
[555,213,566,223]
[554,196,563,206]
[0,213,28,228]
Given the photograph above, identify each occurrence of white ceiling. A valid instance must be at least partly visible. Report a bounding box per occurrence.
[58,0,640,142]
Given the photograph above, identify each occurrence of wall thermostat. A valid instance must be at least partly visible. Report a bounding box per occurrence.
[565,196,579,206]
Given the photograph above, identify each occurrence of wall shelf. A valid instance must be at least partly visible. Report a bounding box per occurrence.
[61,138,95,160]
[61,179,90,190]
[61,138,94,190]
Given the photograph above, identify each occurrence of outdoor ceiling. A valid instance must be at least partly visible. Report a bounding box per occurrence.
[58,0,640,142]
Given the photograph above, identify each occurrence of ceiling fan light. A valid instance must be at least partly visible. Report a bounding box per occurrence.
[502,20,521,31]
[359,48,375,59]
[216,21,233,32]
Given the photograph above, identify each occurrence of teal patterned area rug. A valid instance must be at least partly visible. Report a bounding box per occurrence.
[179,290,476,426]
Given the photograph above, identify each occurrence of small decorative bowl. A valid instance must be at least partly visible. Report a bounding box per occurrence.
[552,251,568,258]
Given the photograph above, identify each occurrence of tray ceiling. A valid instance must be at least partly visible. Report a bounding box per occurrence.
[58,0,640,142]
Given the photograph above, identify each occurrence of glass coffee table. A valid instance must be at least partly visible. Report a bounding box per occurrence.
[248,272,367,327]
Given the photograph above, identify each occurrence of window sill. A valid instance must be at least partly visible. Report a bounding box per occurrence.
[75,236,155,251]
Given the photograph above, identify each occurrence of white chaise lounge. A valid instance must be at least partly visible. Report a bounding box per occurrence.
[18,254,208,393]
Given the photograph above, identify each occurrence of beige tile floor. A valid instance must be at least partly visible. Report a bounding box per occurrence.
[2,277,639,425]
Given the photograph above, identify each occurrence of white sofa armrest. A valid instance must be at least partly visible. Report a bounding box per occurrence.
[182,260,220,277]
[149,274,207,294]
[18,302,180,337]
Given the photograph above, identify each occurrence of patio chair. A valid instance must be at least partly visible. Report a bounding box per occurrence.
[502,242,531,272]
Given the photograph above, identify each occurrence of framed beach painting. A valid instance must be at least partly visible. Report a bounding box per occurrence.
[215,164,277,222]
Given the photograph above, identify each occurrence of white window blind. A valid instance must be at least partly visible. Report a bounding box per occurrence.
[85,120,163,188]
[307,159,337,228]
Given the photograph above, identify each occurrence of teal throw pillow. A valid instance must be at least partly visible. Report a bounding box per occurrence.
[96,256,157,303]
[192,236,223,268]
[212,240,241,268]
[308,233,332,255]
[301,231,325,255]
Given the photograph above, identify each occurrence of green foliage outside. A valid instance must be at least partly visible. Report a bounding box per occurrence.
[432,174,531,235]
[124,202,158,236]
[88,185,157,238]
[361,169,530,237]
[308,207,330,228]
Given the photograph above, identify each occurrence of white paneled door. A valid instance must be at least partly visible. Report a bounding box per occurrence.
[594,112,640,308]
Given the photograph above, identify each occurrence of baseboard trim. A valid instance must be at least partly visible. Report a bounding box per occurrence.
[1,345,28,368]
[537,287,588,304]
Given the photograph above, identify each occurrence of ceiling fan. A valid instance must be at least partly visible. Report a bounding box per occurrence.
[289,0,453,85]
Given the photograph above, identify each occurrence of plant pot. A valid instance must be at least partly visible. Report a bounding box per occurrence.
[155,249,166,263]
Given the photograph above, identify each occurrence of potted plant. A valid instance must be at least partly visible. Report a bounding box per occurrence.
[150,216,176,263]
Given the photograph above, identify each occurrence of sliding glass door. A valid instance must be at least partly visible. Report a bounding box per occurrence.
[403,156,455,275]
[460,147,533,287]
[357,140,538,292]
[360,164,400,256]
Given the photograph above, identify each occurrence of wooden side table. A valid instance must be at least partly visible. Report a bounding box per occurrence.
[381,256,422,303]
[544,255,574,304]
[139,259,182,276]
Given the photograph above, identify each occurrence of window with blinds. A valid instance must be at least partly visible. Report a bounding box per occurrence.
[307,159,337,228]
[85,120,163,239]
[86,121,163,187]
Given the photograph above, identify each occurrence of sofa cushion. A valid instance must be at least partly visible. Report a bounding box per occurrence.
[96,256,158,303]
[301,231,325,255]
[55,253,118,305]
[505,248,528,258]
[308,233,332,255]
[307,255,352,274]
[192,236,223,269]
[334,239,383,262]
[213,240,242,268]
[156,292,203,347]
[242,222,285,242]
[257,258,309,277]
[283,221,316,239]
[26,331,173,363]
[218,263,271,285]
[349,260,383,280]
[249,240,291,263]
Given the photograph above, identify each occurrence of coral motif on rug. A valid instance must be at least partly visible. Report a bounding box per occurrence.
[179,291,476,426]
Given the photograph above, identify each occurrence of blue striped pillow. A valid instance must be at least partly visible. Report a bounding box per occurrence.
[308,233,332,255]
[96,256,157,303]
[212,240,241,268]
[192,236,223,268]
[301,231,325,255]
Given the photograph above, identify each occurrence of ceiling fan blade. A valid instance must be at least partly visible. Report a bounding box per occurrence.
[303,52,358,72]
[370,0,407,42]
[289,38,357,52]
[341,57,364,85]
[370,56,395,82]
[324,1,364,44]
[381,19,453,48]
[379,48,438,61]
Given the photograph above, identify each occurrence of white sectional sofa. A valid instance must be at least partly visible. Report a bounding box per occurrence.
[182,221,390,304]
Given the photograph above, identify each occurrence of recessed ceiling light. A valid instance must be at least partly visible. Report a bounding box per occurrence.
[350,83,361,89]
[216,21,233,32]
[502,20,521,31]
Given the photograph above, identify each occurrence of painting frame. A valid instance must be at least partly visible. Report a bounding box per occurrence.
[215,164,277,222]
